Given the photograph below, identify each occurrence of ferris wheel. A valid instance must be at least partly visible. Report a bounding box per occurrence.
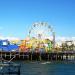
[29,22,55,48]
[29,22,55,40]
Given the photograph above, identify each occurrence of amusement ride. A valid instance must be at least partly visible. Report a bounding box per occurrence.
[20,22,55,53]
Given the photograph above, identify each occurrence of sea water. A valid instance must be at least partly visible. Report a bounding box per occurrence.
[14,61,75,75]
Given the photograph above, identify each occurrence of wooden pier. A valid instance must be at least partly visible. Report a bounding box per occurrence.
[0,51,75,61]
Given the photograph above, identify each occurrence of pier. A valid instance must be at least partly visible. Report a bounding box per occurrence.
[0,51,75,61]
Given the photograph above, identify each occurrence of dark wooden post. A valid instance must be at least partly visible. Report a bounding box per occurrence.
[48,53,49,61]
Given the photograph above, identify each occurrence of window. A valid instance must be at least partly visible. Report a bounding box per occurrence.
[3,42,7,45]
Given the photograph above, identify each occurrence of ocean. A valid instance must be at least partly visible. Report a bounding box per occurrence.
[15,61,75,75]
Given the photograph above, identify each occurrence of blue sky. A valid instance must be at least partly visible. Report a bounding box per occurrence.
[0,0,75,39]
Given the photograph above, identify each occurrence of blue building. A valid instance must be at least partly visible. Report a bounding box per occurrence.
[0,40,19,52]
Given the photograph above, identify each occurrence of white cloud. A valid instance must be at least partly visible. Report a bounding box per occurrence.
[0,35,75,43]
[0,36,20,41]
[56,36,75,42]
